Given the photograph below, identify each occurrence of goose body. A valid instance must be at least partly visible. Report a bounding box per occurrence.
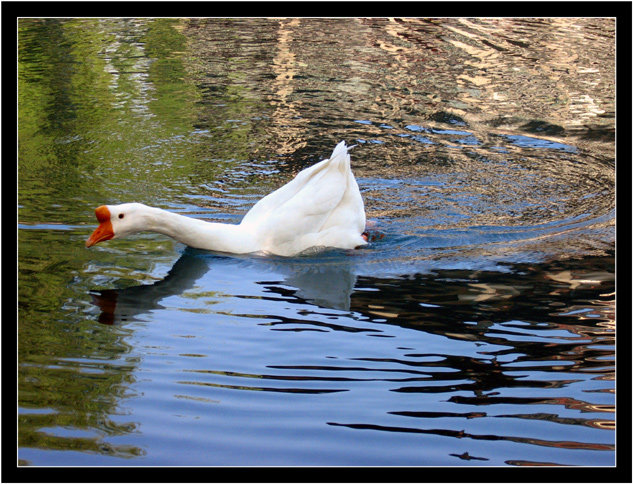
[86,141,367,256]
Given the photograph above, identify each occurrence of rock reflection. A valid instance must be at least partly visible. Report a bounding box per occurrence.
[326,252,615,463]
[328,420,615,453]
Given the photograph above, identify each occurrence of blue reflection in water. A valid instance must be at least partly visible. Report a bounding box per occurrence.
[502,134,577,153]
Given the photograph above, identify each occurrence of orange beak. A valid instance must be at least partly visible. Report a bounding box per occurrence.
[86,206,114,248]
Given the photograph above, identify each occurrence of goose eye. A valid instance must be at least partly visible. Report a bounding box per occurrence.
[118,213,125,219]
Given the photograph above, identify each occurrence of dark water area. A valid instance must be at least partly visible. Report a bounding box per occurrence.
[16,17,618,469]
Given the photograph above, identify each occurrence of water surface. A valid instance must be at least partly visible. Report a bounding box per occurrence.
[18,17,616,468]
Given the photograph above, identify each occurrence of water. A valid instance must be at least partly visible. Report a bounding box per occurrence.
[17,18,616,467]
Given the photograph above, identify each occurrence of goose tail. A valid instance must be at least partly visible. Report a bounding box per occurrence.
[329,141,352,173]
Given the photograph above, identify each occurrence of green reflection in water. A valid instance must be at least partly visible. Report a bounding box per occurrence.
[17,17,207,464]
[18,18,207,218]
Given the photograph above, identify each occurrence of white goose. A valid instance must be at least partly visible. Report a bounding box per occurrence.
[86,141,367,257]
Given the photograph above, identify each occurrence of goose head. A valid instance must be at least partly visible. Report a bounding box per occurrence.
[85,203,149,247]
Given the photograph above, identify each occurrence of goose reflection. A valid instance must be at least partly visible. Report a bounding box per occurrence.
[90,248,360,324]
